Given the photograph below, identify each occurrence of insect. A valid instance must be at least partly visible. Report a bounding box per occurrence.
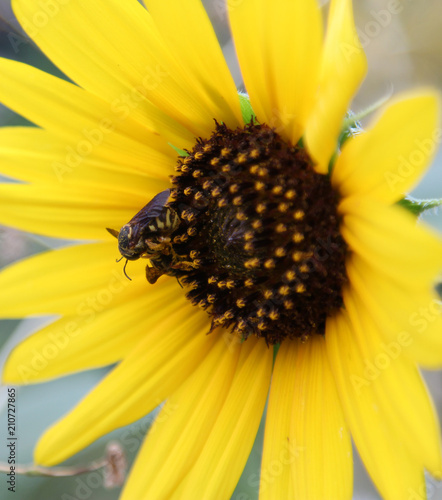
[107,189,187,283]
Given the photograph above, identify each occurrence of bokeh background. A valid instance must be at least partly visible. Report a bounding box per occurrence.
[0,0,441,498]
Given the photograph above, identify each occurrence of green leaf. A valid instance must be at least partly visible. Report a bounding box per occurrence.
[397,196,442,217]
[168,143,189,157]
[239,93,256,125]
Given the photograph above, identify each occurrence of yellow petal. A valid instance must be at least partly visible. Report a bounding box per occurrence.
[305,0,367,172]
[339,197,442,288]
[3,278,184,384]
[0,57,191,155]
[0,183,154,240]
[260,339,352,500]
[12,0,226,137]
[333,92,440,202]
[228,0,323,141]
[290,337,352,500]
[35,307,215,466]
[341,286,442,477]
[121,332,242,500]
[0,243,148,318]
[327,308,431,499]
[0,127,171,187]
[174,337,272,500]
[260,342,296,500]
[145,0,242,128]
[347,253,442,368]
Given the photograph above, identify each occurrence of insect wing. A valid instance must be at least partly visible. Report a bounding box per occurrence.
[127,189,171,229]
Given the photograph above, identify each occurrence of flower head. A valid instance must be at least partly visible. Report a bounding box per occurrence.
[0,0,441,499]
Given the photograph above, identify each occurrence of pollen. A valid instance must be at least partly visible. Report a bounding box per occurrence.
[294,210,305,220]
[264,259,275,269]
[292,232,304,243]
[236,152,248,163]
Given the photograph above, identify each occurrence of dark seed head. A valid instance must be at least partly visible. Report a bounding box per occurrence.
[165,122,348,344]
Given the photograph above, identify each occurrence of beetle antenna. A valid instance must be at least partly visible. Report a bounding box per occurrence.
[116,256,123,263]
[122,259,132,281]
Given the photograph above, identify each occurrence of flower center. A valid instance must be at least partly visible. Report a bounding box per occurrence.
[166,123,347,344]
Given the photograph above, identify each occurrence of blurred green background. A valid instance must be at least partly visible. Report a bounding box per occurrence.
[0,0,442,499]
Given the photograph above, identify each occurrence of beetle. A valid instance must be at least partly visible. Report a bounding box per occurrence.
[107,189,185,283]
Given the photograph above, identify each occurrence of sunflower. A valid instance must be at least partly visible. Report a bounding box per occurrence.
[1,0,442,498]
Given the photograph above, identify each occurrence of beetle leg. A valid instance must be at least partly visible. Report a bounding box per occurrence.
[145,264,164,284]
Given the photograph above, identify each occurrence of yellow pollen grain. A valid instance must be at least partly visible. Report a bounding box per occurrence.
[211,187,221,197]
[292,251,303,262]
[285,270,296,281]
[263,289,273,299]
[244,242,253,252]
[257,308,265,318]
[221,147,231,157]
[187,227,196,236]
[279,285,290,296]
[208,276,217,284]
[252,220,262,229]
[194,152,204,160]
[237,320,247,330]
[183,156,192,165]
[299,264,309,273]
[190,250,199,259]
[296,283,306,293]
[226,280,235,289]
[203,144,211,153]
[192,170,202,178]
[244,278,254,287]
[198,299,207,308]
[257,322,267,330]
[203,180,212,190]
[184,187,192,196]
[192,258,202,267]
[194,191,203,201]
[207,294,216,303]
[222,164,231,173]
[233,196,242,206]
[285,189,296,200]
[217,281,227,289]
[236,298,246,308]
[294,210,305,220]
[269,310,279,321]
[181,165,190,173]
[210,157,220,166]
[278,202,289,213]
[225,310,234,319]
[256,203,266,214]
[276,223,287,233]
[218,198,228,207]
[272,185,283,195]
[236,152,247,164]
[229,184,239,194]
[264,259,275,269]
[258,167,268,177]
[249,165,259,175]
[236,211,247,221]
[244,231,254,241]
[274,247,286,258]
[292,232,304,243]
[250,148,260,158]
[174,164,182,172]
[245,257,259,269]
[255,181,265,191]
[284,300,294,310]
